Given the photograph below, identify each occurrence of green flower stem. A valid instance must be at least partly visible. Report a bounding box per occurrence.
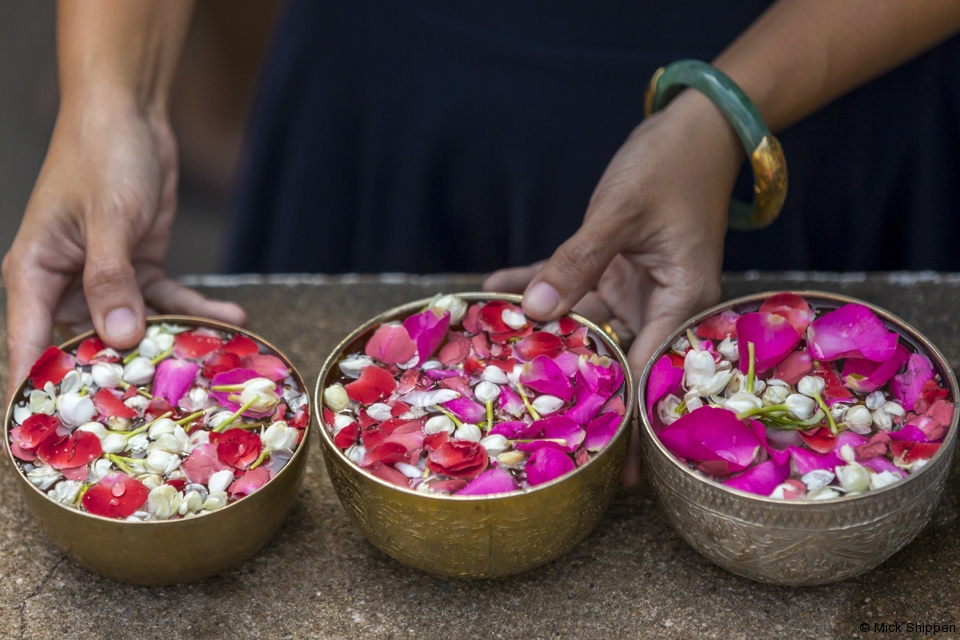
[213,395,260,433]
[124,411,174,439]
[485,400,495,430]
[431,405,463,429]
[118,379,153,399]
[515,383,541,421]
[175,410,206,426]
[746,342,756,394]
[107,454,139,475]
[211,384,244,392]
[150,346,175,366]
[248,448,271,471]
[75,483,89,507]
[812,391,839,434]
[736,403,788,420]
[79,386,88,398]
[686,328,700,352]
[121,349,140,365]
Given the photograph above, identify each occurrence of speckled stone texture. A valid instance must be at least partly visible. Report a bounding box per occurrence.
[0,273,957,640]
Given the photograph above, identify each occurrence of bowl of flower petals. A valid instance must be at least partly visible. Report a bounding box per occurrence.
[3,317,310,585]
[315,293,633,578]
[639,291,958,586]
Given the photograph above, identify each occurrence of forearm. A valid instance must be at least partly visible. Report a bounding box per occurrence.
[57,0,195,116]
[714,0,960,132]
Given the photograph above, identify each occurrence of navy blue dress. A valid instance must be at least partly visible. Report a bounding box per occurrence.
[227,0,960,273]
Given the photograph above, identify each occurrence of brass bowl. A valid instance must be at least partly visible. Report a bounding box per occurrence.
[639,291,959,586]
[314,293,634,578]
[3,316,310,585]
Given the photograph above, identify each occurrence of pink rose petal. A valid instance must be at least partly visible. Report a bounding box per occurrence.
[695,309,740,340]
[759,293,815,334]
[563,387,607,426]
[182,443,233,484]
[723,459,790,496]
[403,309,451,365]
[228,467,270,497]
[771,349,813,385]
[440,397,486,423]
[646,355,683,418]
[519,355,573,402]
[498,386,526,418]
[457,468,519,496]
[841,344,909,394]
[515,416,584,453]
[489,420,540,439]
[365,324,417,365]
[789,447,842,475]
[888,425,929,443]
[584,412,620,452]
[153,358,200,406]
[806,303,899,362]
[736,312,802,373]
[525,448,576,486]
[438,333,471,366]
[241,354,289,382]
[859,456,905,477]
[657,406,761,476]
[578,357,624,396]
[890,353,936,411]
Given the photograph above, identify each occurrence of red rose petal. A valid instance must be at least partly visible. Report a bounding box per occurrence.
[890,441,941,464]
[423,432,450,451]
[811,365,854,404]
[516,332,563,360]
[145,397,176,421]
[37,431,102,469]
[334,422,360,448]
[478,300,513,334]
[557,317,580,336]
[695,309,740,340]
[76,337,111,365]
[361,427,386,449]
[83,474,149,518]
[367,462,411,488]
[798,427,837,454]
[360,442,407,467]
[16,414,61,450]
[28,346,76,389]
[166,478,187,492]
[426,441,488,479]
[203,350,243,379]
[216,429,263,470]
[228,467,270,497]
[344,365,396,403]
[93,388,138,419]
[175,331,224,359]
[223,334,259,358]
[62,465,89,482]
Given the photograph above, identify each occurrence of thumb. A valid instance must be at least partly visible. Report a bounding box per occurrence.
[520,222,621,321]
[82,222,146,349]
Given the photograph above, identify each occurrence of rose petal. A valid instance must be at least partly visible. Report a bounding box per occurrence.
[723,459,790,496]
[439,397,486,423]
[515,416,584,453]
[488,420,540,439]
[859,455,905,477]
[92,388,139,419]
[152,359,200,406]
[578,356,624,396]
[696,309,740,340]
[82,473,149,518]
[16,414,60,450]
[182,443,233,484]
[806,303,899,362]
[241,354,289,382]
[736,312,802,373]
[646,355,684,418]
[890,441,941,464]
[28,346,76,389]
[427,441,488,479]
[772,349,813,385]
[345,365,397,404]
[520,355,573,402]
[37,431,102,469]
[789,447,842,475]
[402,310,451,366]
[584,412,620,452]
[228,467,270,497]
[223,334,259,358]
[438,333,471,366]
[516,332,563,360]
[76,337,112,365]
[216,429,263,470]
[175,331,223,360]
[367,462,411,488]
[457,468,519,496]
[525,448,575,486]
[841,344,910,394]
[203,350,243,379]
[759,293,815,334]
[498,386,526,418]
[361,442,408,467]
[365,324,417,365]
[657,406,760,475]
[890,353,936,411]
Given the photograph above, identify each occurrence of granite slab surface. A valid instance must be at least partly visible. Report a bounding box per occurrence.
[0,272,957,640]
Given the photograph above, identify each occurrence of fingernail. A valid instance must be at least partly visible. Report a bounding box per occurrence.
[105,307,137,341]
[524,282,560,318]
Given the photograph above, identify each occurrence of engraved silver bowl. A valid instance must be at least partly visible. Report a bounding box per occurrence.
[638,291,959,586]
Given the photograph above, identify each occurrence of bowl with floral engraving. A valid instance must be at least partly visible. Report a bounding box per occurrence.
[3,316,311,585]
[315,293,634,578]
[639,291,958,586]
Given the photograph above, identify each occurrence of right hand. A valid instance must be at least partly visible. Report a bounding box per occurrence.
[3,95,246,401]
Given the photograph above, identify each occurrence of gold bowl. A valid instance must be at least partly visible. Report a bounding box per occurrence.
[314,293,634,578]
[639,291,959,586]
[3,316,310,585]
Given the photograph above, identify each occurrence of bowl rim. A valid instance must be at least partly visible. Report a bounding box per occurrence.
[3,315,312,526]
[313,291,636,501]
[638,289,960,506]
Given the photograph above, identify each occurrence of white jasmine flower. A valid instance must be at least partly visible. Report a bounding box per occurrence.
[124,395,150,413]
[323,383,351,412]
[481,366,508,384]
[59,371,83,395]
[89,459,113,483]
[683,350,716,390]
[830,403,850,422]
[127,433,150,453]
[683,391,703,412]
[123,357,155,385]
[261,421,299,452]
[148,418,178,440]
[147,485,183,520]
[186,429,210,453]
[58,392,96,427]
[394,462,422,478]
[808,487,842,501]
[91,363,123,389]
[842,405,873,434]
[480,435,509,457]
[869,471,902,491]
[209,410,234,430]
[798,375,825,397]
[402,389,459,407]
[424,415,456,435]
[338,355,375,379]
[77,421,107,440]
[203,491,229,511]
[724,391,762,415]
[178,490,204,515]
[532,394,564,415]
[208,469,235,494]
[762,383,790,406]
[454,423,482,442]
[671,335,691,353]
[145,450,181,475]
[365,403,393,422]
[657,395,683,426]
[873,410,893,431]
[880,401,904,417]
[474,381,501,404]
[29,387,56,416]
[100,434,128,454]
[47,480,82,505]
[420,360,442,371]
[12,404,31,425]
[148,432,187,455]
[865,391,886,410]
[236,378,281,413]
[784,394,816,420]
[429,294,468,324]
[836,463,870,493]
[137,474,164,490]
[27,465,61,491]
[800,469,835,491]
[346,444,366,465]
[501,307,527,330]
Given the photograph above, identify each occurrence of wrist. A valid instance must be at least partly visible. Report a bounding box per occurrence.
[663,89,746,188]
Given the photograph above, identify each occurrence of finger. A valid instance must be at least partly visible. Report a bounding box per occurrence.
[521,221,622,321]
[3,258,71,402]
[482,263,544,294]
[571,291,611,325]
[142,276,247,327]
[619,423,642,486]
[82,222,146,349]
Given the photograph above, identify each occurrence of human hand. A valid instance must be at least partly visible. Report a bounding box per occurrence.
[3,97,245,401]
[484,91,744,485]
